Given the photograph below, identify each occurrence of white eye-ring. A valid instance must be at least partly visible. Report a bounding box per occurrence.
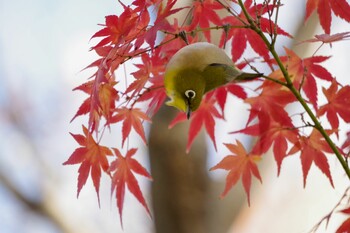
[185,90,196,99]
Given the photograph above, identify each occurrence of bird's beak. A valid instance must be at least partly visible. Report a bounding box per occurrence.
[186,105,192,120]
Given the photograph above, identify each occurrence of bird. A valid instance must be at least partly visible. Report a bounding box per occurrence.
[164,42,262,119]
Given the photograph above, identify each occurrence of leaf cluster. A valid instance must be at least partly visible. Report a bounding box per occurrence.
[65,0,350,228]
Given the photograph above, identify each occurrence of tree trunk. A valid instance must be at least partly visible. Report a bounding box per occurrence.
[149,106,210,233]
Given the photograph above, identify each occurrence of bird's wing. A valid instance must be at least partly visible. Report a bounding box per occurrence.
[206,63,242,82]
[201,63,241,92]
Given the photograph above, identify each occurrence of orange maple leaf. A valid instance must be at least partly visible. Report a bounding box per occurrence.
[233,109,299,175]
[111,107,151,146]
[210,140,262,204]
[63,125,113,204]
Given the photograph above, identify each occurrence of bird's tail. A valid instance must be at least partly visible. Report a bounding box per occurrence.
[234,72,263,82]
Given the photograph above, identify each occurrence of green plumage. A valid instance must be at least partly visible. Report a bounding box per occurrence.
[203,63,241,92]
[164,42,263,118]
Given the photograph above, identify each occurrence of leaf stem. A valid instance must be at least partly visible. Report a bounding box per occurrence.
[237,0,350,180]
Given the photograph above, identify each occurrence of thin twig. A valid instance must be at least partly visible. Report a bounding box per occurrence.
[215,0,249,26]
[309,187,350,232]
[271,0,281,46]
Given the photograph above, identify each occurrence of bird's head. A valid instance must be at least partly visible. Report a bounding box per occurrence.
[165,69,205,119]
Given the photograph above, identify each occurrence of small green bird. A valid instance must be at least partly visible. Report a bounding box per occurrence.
[164,42,262,119]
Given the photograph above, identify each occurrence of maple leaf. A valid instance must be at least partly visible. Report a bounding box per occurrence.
[126,51,166,103]
[317,80,350,132]
[136,76,167,117]
[144,0,185,48]
[214,83,247,114]
[189,0,223,42]
[300,31,350,48]
[75,65,110,132]
[111,107,151,146]
[336,206,350,233]
[276,48,333,109]
[210,140,262,204]
[84,66,119,131]
[132,0,162,11]
[288,129,334,187]
[232,110,299,175]
[98,81,119,124]
[125,57,152,101]
[159,18,198,57]
[219,0,291,62]
[342,131,350,153]
[70,80,94,122]
[305,0,350,34]
[110,148,152,226]
[63,125,113,204]
[336,217,350,233]
[169,94,223,153]
[244,81,295,126]
[90,6,139,49]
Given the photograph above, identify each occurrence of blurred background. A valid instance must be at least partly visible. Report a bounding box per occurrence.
[0,0,350,233]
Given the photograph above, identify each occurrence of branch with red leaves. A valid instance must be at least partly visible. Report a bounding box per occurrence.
[65,0,350,229]
[237,0,350,179]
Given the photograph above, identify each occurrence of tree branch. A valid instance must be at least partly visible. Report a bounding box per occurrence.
[237,0,350,180]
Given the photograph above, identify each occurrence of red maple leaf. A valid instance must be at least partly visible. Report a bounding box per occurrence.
[288,129,334,187]
[144,0,185,48]
[305,0,350,34]
[245,81,295,126]
[126,50,166,102]
[189,0,223,42]
[214,83,247,114]
[317,80,350,132]
[125,55,153,101]
[159,18,198,57]
[63,125,113,204]
[276,48,333,109]
[219,0,291,62]
[136,76,167,117]
[336,217,350,233]
[110,148,152,226]
[342,131,350,153]
[90,6,139,49]
[131,0,162,11]
[111,107,151,146]
[70,80,94,123]
[75,66,119,132]
[169,94,223,153]
[73,65,118,132]
[210,140,262,204]
[336,206,350,233]
[340,207,350,214]
[232,110,299,175]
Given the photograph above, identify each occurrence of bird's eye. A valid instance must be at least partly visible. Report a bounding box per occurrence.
[185,90,196,99]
